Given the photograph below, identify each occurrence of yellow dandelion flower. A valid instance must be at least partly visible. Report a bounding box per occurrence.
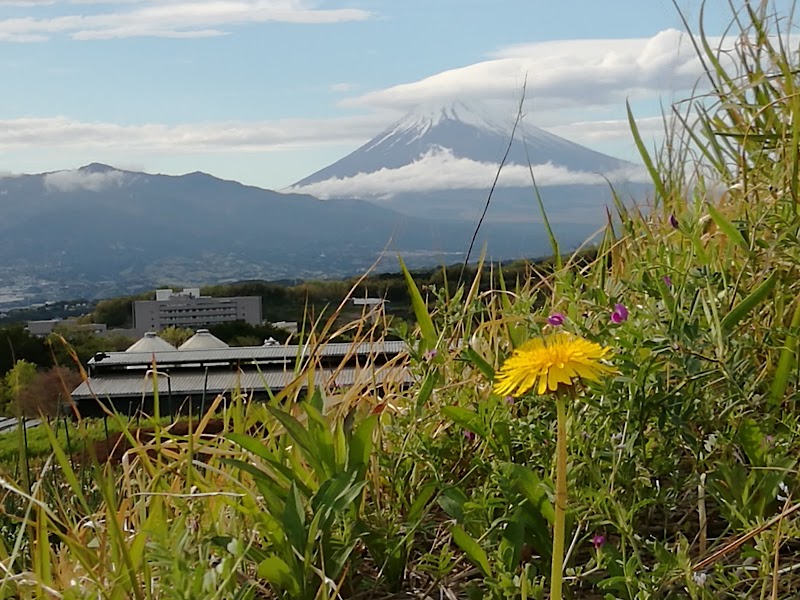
[493,333,613,397]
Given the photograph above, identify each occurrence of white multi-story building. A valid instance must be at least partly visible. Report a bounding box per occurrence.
[133,288,262,333]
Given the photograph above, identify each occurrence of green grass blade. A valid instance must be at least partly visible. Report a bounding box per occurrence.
[706,202,750,254]
[524,137,561,269]
[42,420,92,514]
[442,406,489,439]
[462,347,495,381]
[398,256,437,352]
[769,300,800,406]
[627,100,668,204]
[451,525,492,578]
[720,272,778,333]
[267,406,327,479]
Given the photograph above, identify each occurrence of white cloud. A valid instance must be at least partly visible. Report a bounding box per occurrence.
[287,147,650,199]
[0,1,55,5]
[0,0,371,41]
[43,168,129,191]
[0,113,391,153]
[329,82,358,93]
[343,29,720,116]
[546,116,666,144]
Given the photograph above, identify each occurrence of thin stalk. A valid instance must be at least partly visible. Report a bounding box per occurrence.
[550,392,568,600]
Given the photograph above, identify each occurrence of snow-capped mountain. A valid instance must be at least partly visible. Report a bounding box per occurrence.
[290,102,650,225]
[296,102,629,183]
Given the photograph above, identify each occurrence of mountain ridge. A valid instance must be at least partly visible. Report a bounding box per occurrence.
[0,163,567,303]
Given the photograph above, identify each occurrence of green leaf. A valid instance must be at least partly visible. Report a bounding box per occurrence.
[257,555,301,596]
[738,418,766,467]
[442,405,489,439]
[508,464,555,525]
[219,458,288,516]
[491,420,512,461]
[282,483,307,553]
[627,100,668,203]
[42,421,92,515]
[769,300,800,406]
[415,370,438,412]
[462,346,495,380]
[437,486,467,522]
[399,256,437,352]
[333,418,347,472]
[267,406,327,478]
[451,525,493,578]
[497,269,525,349]
[720,272,778,332]
[308,386,324,413]
[523,139,561,269]
[706,202,750,253]
[348,414,377,471]
[302,402,336,475]
[407,483,437,522]
[500,513,525,572]
[221,440,314,499]
[312,469,360,517]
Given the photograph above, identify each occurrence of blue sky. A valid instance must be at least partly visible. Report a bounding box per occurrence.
[0,0,793,189]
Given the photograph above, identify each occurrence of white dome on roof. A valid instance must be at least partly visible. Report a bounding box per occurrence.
[125,332,177,353]
[179,329,229,350]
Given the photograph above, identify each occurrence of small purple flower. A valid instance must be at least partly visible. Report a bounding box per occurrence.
[591,534,606,550]
[663,275,672,288]
[505,395,515,405]
[547,312,565,326]
[610,303,628,324]
[669,214,680,229]
[463,430,476,442]
[424,349,437,361]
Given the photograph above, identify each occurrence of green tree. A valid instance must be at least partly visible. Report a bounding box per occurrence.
[229,335,263,347]
[208,320,289,345]
[45,328,135,371]
[159,327,194,347]
[1,360,37,416]
[0,325,53,376]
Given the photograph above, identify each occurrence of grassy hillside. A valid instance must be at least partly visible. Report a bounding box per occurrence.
[0,4,798,598]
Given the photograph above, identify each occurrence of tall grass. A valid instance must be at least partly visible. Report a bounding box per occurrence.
[1,3,800,598]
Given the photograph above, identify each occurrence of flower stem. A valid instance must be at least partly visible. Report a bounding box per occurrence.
[550,392,568,600]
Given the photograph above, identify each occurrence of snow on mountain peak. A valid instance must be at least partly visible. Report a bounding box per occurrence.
[362,101,508,152]
[397,101,506,134]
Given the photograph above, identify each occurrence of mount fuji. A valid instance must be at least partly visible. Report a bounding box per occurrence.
[290,102,651,225]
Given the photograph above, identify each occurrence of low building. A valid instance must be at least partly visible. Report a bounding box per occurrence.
[271,321,298,335]
[71,336,410,417]
[133,288,262,333]
[27,318,107,337]
[352,298,385,307]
